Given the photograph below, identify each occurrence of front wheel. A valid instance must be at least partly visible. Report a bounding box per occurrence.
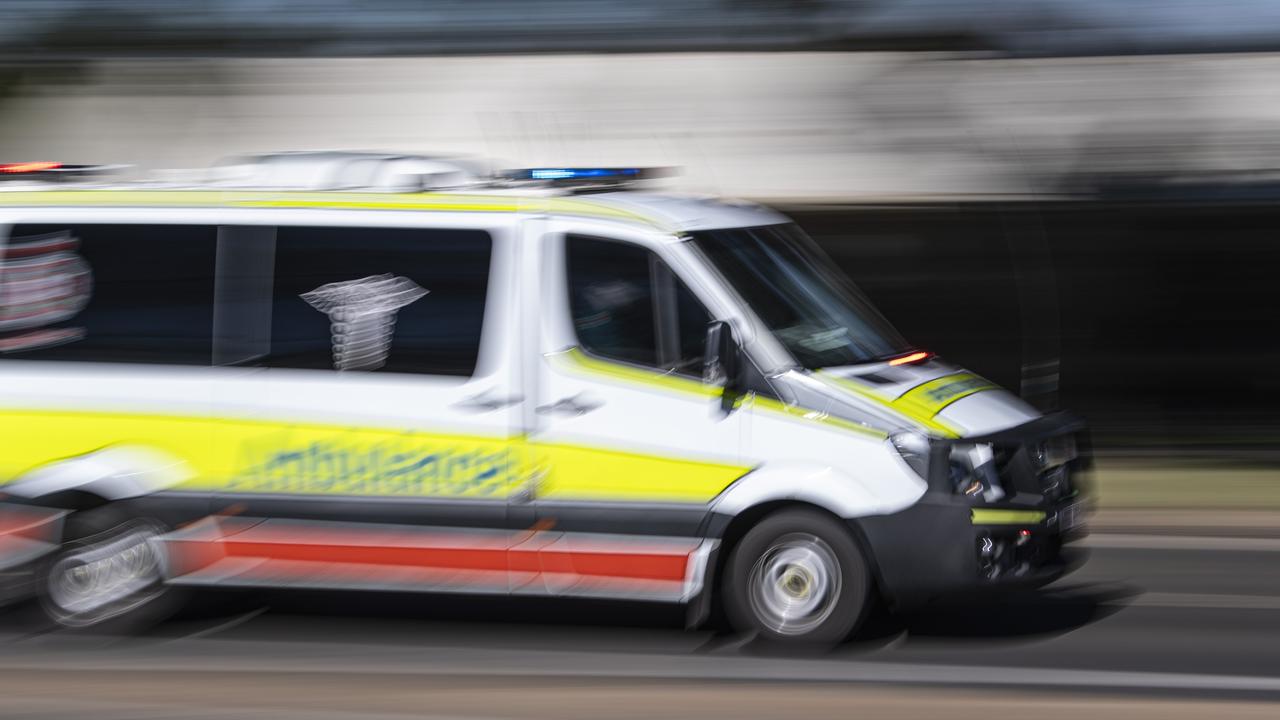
[723,509,873,645]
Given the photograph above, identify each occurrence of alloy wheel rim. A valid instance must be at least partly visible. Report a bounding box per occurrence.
[746,533,842,636]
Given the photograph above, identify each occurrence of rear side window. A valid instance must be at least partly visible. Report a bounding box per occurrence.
[566,235,711,377]
[1,224,216,364]
[264,226,492,376]
[0,223,492,376]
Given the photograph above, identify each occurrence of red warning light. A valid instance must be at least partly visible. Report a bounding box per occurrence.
[0,161,62,174]
[888,351,931,366]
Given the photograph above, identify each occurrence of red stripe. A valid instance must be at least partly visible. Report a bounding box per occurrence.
[527,548,689,582]
[222,540,511,572]
[234,559,507,586]
[162,520,696,587]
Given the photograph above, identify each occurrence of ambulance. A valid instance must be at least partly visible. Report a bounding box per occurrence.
[0,154,1089,643]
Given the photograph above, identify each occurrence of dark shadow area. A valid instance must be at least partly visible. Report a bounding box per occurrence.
[728,584,1138,658]
[891,583,1137,640]
[791,200,1280,452]
[100,581,1141,657]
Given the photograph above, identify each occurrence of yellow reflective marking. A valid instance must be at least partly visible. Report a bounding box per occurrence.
[818,371,963,438]
[554,348,885,439]
[536,441,750,503]
[0,406,752,505]
[896,372,999,417]
[0,408,523,499]
[0,190,664,229]
[971,509,1046,525]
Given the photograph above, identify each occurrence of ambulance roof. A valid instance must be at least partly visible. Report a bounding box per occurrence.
[0,154,789,233]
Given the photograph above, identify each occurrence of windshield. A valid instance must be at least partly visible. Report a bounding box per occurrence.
[689,224,911,368]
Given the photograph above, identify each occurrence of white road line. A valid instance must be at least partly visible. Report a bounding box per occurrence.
[1083,533,1280,552]
[821,662,1280,694]
[1117,592,1280,611]
[3,641,1280,696]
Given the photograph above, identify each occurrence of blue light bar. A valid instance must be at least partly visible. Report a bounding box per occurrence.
[502,167,679,185]
[518,167,643,181]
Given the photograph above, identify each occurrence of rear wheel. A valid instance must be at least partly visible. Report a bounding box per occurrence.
[723,508,872,645]
[38,507,174,630]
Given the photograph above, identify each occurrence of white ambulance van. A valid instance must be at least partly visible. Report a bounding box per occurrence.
[0,154,1089,643]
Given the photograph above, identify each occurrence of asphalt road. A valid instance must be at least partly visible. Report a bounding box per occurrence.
[1,534,1278,718]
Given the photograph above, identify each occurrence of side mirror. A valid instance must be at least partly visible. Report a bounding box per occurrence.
[703,320,745,412]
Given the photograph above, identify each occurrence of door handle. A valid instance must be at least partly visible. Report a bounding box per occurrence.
[536,393,604,417]
[451,391,523,413]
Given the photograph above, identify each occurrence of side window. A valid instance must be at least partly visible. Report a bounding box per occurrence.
[1,224,216,365]
[264,226,492,376]
[566,235,711,377]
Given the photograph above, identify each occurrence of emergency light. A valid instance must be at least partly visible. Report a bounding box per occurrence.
[0,162,125,180]
[0,161,63,174]
[504,167,673,183]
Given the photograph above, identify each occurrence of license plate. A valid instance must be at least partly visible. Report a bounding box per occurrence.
[1056,501,1086,531]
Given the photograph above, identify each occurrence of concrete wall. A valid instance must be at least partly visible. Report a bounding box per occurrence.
[3,51,1280,200]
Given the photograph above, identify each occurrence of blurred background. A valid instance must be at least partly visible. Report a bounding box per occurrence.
[3,2,1280,717]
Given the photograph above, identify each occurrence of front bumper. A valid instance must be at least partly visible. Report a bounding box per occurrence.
[855,412,1091,608]
[855,496,1088,608]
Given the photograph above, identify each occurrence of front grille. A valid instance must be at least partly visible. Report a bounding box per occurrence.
[991,431,1084,502]
[1039,464,1072,502]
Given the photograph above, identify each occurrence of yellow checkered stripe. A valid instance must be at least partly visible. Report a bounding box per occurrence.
[552,348,886,439]
[819,371,999,438]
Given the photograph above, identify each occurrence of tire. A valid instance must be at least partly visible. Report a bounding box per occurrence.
[37,506,177,631]
[723,508,873,645]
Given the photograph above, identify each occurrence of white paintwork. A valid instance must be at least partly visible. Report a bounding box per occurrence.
[583,192,789,233]
[709,455,920,518]
[939,389,1040,435]
[4,446,193,500]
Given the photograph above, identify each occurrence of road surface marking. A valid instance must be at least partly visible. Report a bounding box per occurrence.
[1111,592,1280,611]
[2,641,1280,696]
[1083,534,1280,552]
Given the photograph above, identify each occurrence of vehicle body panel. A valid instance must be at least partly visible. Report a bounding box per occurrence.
[0,189,1086,613]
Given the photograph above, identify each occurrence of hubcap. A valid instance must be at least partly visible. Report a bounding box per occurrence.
[747,534,842,636]
[46,523,165,626]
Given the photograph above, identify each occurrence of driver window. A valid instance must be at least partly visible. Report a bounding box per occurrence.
[566,234,711,377]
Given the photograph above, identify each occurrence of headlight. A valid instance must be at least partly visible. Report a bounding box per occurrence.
[952,443,1005,501]
[889,431,930,480]
[891,434,1007,501]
